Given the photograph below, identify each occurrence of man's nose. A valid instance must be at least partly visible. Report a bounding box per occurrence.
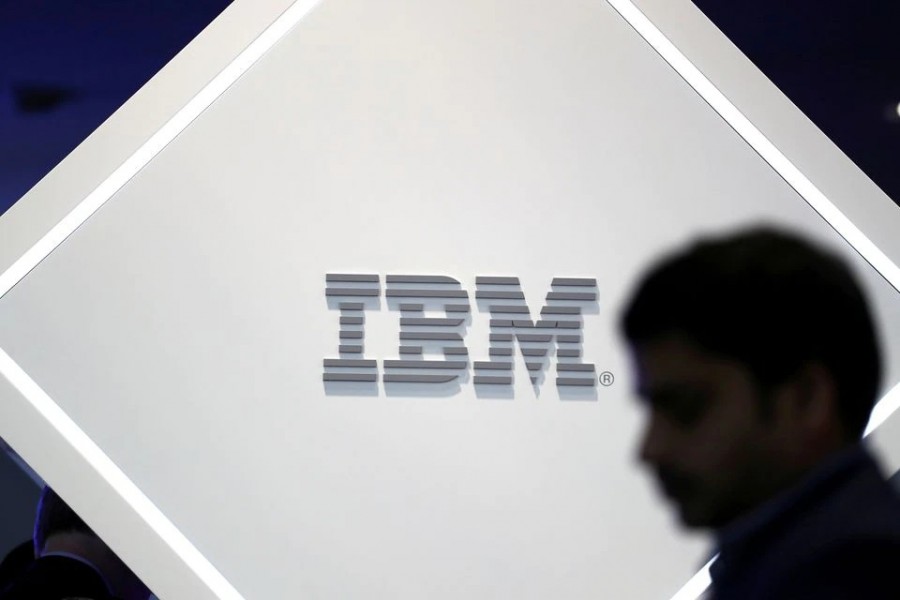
[638,414,667,466]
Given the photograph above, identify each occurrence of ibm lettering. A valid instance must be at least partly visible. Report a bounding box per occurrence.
[324,274,599,388]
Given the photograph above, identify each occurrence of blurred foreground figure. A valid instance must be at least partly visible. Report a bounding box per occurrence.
[620,226,900,599]
[0,487,150,600]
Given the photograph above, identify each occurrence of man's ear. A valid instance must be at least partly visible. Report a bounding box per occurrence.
[776,361,844,463]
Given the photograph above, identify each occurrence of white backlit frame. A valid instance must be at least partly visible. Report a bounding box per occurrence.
[0,1,897,598]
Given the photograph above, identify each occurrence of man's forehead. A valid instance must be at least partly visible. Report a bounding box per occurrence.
[635,381,711,405]
[636,378,706,394]
[629,334,735,395]
[632,334,714,372]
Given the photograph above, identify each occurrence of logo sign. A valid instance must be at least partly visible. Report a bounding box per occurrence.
[324,274,601,389]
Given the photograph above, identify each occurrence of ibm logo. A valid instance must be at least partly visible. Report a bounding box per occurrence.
[324,274,602,388]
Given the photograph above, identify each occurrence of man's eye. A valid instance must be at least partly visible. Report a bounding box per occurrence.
[659,395,709,426]
[667,404,705,426]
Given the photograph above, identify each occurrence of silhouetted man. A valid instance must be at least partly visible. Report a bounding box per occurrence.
[620,226,900,599]
[0,486,150,600]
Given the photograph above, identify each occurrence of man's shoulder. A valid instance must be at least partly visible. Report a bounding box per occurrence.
[713,449,900,599]
[759,453,900,597]
[763,539,900,599]
[790,451,900,543]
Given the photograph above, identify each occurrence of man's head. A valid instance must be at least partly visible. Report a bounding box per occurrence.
[619,225,881,530]
[34,487,151,600]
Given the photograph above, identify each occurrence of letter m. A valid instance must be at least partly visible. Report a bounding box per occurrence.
[473,277,598,387]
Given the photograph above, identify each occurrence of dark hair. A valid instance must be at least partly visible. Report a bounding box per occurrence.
[33,487,95,554]
[620,225,881,439]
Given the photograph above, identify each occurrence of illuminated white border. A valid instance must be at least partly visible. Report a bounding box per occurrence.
[0,347,244,599]
[603,0,900,296]
[0,0,897,598]
[864,381,900,437]
[0,0,322,299]
[604,1,900,598]
[668,557,714,600]
[0,1,322,598]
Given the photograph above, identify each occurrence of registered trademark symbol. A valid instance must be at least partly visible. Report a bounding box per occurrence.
[599,371,615,386]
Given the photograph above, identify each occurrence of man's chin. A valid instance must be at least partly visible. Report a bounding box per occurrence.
[671,499,714,530]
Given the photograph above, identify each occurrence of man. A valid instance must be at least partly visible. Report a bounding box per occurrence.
[0,487,150,600]
[620,225,900,599]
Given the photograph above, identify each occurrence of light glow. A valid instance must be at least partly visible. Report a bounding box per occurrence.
[864,381,900,437]
[669,557,715,600]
